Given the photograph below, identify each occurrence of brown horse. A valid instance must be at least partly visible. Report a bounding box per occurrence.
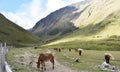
[36,53,54,71]
[104,53,114,64]
[54,48,61,52]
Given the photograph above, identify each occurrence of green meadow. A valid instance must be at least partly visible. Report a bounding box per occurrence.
[55,49,120,72]
[6,47,120,72]
[43,37,120,51]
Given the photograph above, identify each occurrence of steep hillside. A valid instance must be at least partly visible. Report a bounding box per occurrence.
[31,0,120,50]
[73,0,120,27]
[32,0,90,41]
[0,13,40,46]
[41,0,120,50]
[45,10,120,46]
[32,0,120,41]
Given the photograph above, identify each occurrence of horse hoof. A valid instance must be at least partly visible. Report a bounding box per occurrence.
[53,67,54,70]
[44,68,46,71]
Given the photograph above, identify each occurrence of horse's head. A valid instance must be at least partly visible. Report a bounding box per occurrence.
[36,62,40,68]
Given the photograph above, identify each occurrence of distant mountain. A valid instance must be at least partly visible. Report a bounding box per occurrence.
[32,0,120,47]
[43,0,120,50]
[31,0,90,41]
[0,13,40,46]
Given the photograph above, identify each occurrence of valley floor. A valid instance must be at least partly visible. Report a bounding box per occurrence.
[6,47,120,72]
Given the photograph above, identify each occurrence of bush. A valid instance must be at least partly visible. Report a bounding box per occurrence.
[109,35,118,38]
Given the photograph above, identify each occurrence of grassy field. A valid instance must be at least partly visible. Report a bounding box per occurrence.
[6,47,46,72]
[43,37,120,51]
[6,47,120,72]
[54,49,120,72]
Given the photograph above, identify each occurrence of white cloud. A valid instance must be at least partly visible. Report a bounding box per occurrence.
[1,0,83,29]
[67,0,83,4]
[46,0,65,11]
[29,0,42,19]
[2,12,30,28]
[2,0,42,29]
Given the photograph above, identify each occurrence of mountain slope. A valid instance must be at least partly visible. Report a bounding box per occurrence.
[47,0,120,42]
[31,0,120,50]
[46,10,120,45]
[39,0,120,50]
[0,13,40,46]
[43,11,120,50]
[73,0,120,27]
[32,0,120,41]
[31,0,90,41]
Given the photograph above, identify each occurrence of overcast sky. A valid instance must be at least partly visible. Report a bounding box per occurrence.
[0,0,83,29]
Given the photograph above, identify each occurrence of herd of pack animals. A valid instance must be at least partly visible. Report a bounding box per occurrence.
[35,48,114,71]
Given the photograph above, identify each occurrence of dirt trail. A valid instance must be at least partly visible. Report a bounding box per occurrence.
[17,50,80,72]
[39,50,79,72]
[43,59,78,72]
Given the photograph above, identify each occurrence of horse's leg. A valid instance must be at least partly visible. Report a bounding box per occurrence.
[50,59,54,69]
[43,62,46,71]
[41,63,44,71]
[52,59,55,69]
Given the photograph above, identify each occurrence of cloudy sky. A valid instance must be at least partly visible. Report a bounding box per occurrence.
[0,0,83,29]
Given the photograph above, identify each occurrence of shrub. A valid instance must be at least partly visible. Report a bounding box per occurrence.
[109,35,118,38]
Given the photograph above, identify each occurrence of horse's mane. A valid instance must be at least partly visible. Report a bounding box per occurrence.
[39,53,44,56]
[104,53,114,60]
[78,48,83,51]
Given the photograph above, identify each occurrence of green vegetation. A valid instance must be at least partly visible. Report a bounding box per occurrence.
[43,38,120,51]
[55,49,120,72]
[6,47,120,72]
[6,47,46,72]
[0,13,41,46]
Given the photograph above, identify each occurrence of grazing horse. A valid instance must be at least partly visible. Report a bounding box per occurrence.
[54,48,61,52]
[78,48,83,56]
[69,48,72,52]
[104,53,114,64]
[54,48,58,51]
[36,53,54,71]
[74,48,78,52]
